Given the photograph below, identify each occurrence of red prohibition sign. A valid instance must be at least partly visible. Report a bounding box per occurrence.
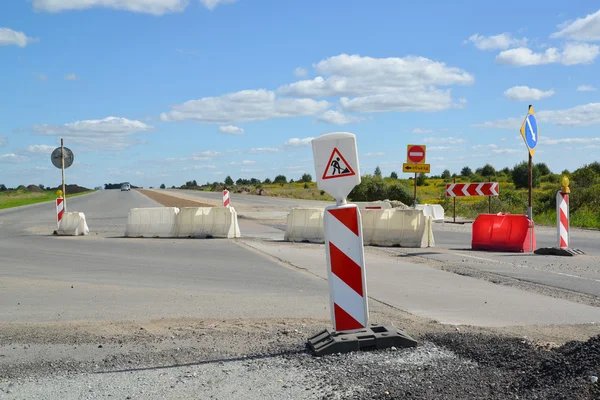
[407,145,426,163]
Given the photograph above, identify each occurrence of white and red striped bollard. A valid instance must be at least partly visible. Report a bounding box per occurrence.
[323,204,369,331]
[223,190,230,207]
[56,197,65,229]
[557,191,569,248]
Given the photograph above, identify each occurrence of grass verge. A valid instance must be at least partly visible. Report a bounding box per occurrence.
[0,190,95,210]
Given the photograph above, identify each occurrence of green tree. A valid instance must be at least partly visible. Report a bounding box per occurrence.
[511,161,541,189]
[390,171,398,179]
[274,175,287,184]
[441,169,451,180]
[300,173,312,183]
[480,164,496,177]
[160,183,166,189]
[263,178,272,184]
[225,176,234,186]
[535,163,552,176]
[374,166,382,178]
[572,164,600,189]
[0,184,6,192]
[461,166,473,177]
[416,173,427,186]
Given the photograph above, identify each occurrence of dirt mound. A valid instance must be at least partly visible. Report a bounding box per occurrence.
[49,184,90,194]
[27,185,44,192]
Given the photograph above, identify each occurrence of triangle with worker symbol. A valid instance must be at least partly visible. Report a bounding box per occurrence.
[322,147,356,180]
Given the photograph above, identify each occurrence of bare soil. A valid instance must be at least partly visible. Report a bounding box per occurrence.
[138,189,214,208]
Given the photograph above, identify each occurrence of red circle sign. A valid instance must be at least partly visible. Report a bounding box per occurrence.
[407,145,425,163]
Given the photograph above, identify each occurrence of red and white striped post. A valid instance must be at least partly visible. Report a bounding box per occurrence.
[324,204,368,331]
[223,189,230,207]
[557,177,570,248]
[56,196,65,229]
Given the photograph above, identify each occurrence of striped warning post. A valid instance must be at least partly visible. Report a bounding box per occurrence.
[557,192,569,248]
[223,190,230,207]
[323,204,369,332]
[56,197,64,229]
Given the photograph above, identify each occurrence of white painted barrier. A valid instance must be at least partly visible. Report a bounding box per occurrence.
[416,204,445,222]
[284,208,325,243]
[285,207,434,247]
[176,207,240,238]
[360,209,434,247]
[56,212,90,236]
[354,201,392,210]
[125,207,180,238]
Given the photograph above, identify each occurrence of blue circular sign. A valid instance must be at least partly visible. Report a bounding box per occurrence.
[525,114,538,149]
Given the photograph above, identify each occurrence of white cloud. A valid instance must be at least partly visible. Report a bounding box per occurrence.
[0,28,38,47]
[491,148,521,155]
[193,150,221,158]
[474,103,600,129]
[504,86,555,101]
[317,110,365,125]
[542,137,600,145]
[466,33,527,50]
[33,73,48,81]
[33,116,153,151]
[64,73,78,80]
[160,89,329,124]
[551,9,600,41]
[183,164,217,171]
[472,144,498,150]
[240,168,264,173]
[294,67,308,77]
[198,0,237,10]
[0,136,6,147]
[496,43,600,66]
[424,137,467,144]
[33,0,187,15]
[428,146,453,151]
[577,85,597,92]
[219,125,245,135]
[283,137,314,148]
[278,54,473,113]
[412,128,433,134]
[0,154,29,163]
[248,147,280,154]
[27,144,55,154]
[242,160,256,165]
[363,152,385,158]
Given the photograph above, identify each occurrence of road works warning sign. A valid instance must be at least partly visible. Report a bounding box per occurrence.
[322,148,356,180]
[312,132,361,202]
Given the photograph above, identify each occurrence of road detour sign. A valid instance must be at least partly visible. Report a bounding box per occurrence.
[312,132,361,202]
[407,144,426,164]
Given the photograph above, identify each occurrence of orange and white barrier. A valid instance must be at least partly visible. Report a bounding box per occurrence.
[223,190,230,207]
[557,192,569,248]
[324,204,369,332]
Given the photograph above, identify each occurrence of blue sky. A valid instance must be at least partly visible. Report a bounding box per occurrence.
[1,0,599,188]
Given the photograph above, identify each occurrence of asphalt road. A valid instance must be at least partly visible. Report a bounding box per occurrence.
[0,190,330,323]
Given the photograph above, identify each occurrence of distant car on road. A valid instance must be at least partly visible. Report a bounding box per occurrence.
[121,183,131,191]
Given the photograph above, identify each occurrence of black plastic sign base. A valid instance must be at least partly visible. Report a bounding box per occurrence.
[307,325,417,356]
[534,247,585,256]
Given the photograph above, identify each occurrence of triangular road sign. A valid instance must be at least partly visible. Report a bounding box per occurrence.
[322,147,356,180]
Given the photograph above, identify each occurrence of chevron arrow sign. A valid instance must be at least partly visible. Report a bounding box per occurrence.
[446,182,499,197]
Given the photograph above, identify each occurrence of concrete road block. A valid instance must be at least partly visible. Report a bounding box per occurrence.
[361,209,434,247]
[354,201,392,210]
[176,206,241,238]
[125,207,180,238]
[416,204,445,222]
[284,208,325,243]
[56,212,90,236]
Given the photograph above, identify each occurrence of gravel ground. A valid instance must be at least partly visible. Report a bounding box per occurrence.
[137,190,214,208]
[0,322,598,399]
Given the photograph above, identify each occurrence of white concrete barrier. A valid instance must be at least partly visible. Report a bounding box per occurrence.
[284,208,325,243]
[361,209,434,247]
[416,204,445,222]
[354,201,392,210]
[176,207,240,238]
[125,207,179,238]
[56,212,90,236]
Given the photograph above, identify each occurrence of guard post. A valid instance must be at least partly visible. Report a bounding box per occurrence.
[306,132,417,356]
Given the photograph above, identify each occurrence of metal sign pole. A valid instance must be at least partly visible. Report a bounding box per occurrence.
[453,177,456,223]
[528,152,533,252]
[413,173,417,208]
[61,138,66,211]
